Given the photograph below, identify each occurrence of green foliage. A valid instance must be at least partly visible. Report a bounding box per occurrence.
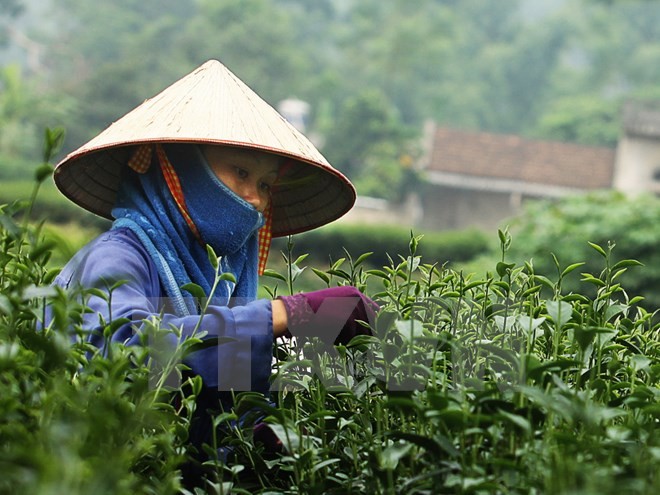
[0,65,73,162]
[0,206,192,495]
[2,132,660,494]
[252,230,660,494]
[0,130,200,495]
[502,191,660,309]
[436,0,569,134]
[273,223,491,269]
[321,88,415,185]
[532,94,621,146]
[184,0,308,102]
[0,64,41,159]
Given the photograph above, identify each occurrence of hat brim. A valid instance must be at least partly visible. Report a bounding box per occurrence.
[53,139,356,237]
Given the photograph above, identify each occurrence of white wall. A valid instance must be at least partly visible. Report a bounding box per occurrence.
[614,135,660,195]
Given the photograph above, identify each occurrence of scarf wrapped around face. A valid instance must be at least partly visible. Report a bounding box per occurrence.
[111,144,264,316]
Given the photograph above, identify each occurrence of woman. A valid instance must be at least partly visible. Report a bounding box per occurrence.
[47,60,377,474]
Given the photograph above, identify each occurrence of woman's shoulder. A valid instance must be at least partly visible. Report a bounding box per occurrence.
[94,227,147,251]
[87,227,155,271]
[55,227,158,289]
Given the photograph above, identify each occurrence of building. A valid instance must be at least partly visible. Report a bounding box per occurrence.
[344,101,660,232]
[613,101,660,196]
[416,122,616,231]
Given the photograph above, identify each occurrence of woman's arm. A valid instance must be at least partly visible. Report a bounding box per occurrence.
[47,230,280,392]
[270,299,288,338]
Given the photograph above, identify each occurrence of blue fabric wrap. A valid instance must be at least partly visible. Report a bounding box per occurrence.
[111,144,264,315]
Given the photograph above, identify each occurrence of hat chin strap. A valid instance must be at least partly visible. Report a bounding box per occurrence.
[257,203,272,275]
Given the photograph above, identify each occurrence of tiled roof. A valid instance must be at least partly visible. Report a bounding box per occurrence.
[425,126,616,190]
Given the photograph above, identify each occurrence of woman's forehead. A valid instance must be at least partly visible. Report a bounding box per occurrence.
[203,145,281,172]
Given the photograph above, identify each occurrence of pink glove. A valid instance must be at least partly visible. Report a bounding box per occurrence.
[278,286,378,345]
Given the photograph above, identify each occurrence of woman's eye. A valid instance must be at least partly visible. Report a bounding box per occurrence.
[260,182,272,193]
[234,167,248,179]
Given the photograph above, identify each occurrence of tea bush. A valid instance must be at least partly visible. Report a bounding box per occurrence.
[252,231,660,494]
[0,130,199,495]
[1,131,659,494]
[272,223,490,267]
[505,191,660,310]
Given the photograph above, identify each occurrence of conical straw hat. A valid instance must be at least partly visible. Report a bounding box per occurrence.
[53,59,356,236]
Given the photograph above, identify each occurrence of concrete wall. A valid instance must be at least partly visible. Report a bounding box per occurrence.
[340,194,423,227]
[613,135,660,196]
[418,187,520,231]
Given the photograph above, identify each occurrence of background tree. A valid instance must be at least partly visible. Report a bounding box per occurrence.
[531,95,620,146]
[176,0,309,102]
[0,64,72,176]
[336,0,456,125]
[42,0,198,149]
[321,89,412,183]
[433,0,570,133]
[9,0,660,154]
[0,0,24,47]
[5,0,660,201]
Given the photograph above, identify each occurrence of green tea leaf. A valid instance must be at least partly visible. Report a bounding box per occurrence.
[546,300,573,328]
[262,269,287,281]
[587,241,607,258]
[379,442,413,470]
[181,282,206,299]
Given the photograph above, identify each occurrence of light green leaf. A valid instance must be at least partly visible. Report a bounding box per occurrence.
[497,409,531,434]
[311,458,341,473]
[561,262,585,278]
[604,303,627,322]
[588,241,607,258]
[181,283,206,299]
[395,319,424,341]
[516,315,546,336]
[262,269,287,281]
[267,423,300,451]
[311,268,330,284]
[206,244,219,270]
[379,442,413,470]
[630,355,651,372]
[546,300,572,328]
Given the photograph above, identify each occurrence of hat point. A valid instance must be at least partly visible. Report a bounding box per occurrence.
[53,59,356,236]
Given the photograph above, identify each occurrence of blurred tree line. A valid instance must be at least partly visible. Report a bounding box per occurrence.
[3,0,660,199]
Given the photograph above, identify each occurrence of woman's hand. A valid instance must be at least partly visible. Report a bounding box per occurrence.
[276,286,378,345]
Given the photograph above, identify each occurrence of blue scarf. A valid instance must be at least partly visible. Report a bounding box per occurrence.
[111,144,263,316]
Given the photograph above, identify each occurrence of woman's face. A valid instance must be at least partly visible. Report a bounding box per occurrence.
[203,146,280,213]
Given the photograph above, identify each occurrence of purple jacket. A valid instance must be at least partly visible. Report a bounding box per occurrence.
[49,227,274,392]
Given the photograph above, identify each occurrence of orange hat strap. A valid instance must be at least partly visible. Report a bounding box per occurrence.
[127,144,153,173]
[127,144,204,246]
[255,159,297,276]
[257,204,272,276]
[155,145,205,246]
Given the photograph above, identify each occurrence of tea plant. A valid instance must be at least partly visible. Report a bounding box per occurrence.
[2,129,659,494]
[0,130,202,495]
[229,230,660,494]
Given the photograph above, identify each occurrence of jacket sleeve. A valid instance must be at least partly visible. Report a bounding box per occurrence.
[48,230,274,392]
